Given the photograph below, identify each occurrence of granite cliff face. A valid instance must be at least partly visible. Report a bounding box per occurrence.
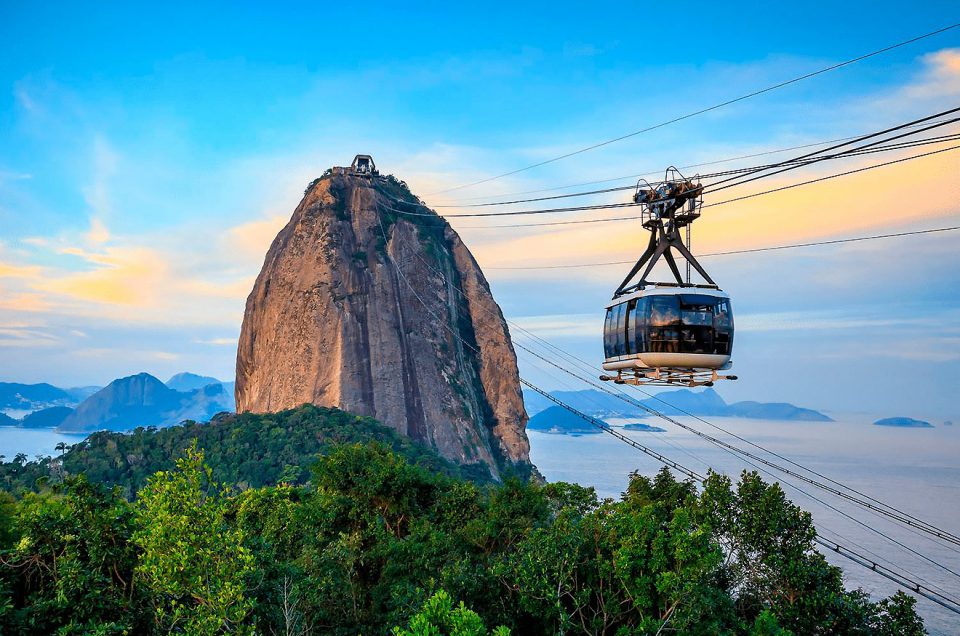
[235,169,530,478]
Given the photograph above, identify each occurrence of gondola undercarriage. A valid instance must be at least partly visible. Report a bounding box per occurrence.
[600,367,738,388]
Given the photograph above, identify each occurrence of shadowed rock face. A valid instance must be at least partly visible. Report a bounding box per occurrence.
[235,171,530,478]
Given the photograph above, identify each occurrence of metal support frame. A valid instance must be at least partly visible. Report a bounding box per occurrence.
[600,368,738,388]
[613,169,715,298]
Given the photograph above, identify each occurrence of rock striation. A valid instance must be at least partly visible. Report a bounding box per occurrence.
[235,168,531,478]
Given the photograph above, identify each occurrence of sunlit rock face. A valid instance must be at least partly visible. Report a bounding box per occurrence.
[235,169,531,478]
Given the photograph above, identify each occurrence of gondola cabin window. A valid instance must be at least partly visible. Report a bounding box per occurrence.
[649,296,680,353]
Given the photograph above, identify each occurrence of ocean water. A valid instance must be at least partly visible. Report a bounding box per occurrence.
[0,426,88,461]
[529,417,960,635]
[0,421,956,633]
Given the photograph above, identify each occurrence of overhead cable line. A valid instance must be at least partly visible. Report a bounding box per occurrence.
[435,124,947,204]
[524,344,960,611]
[452,139,960,228]
[500,302,960,558]
[372,200,703,483]
[484,225,960,269]
[704,143,960,208]
[429,23,960,195]
[376,191,960,553]
[386,131,960,220]
[504,309,960,594]
[816,537,960,615]
[432,131,960,209]
[513,331,960,594]
[371,196,960,609]
[515,333,960,552]
[702,108,960,195]
[520,381,706,481]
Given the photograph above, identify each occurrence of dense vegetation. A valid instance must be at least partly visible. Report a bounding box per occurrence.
[0,436,924,634]
[0,405,495,497]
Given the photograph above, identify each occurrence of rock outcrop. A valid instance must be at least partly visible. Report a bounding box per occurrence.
[235,168,531,478]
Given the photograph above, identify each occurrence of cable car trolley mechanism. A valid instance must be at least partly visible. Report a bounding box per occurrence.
[600,168,737,387]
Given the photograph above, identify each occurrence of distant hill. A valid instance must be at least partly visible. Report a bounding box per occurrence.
[21,406,73,428]
[166,372,222,392]
[527,406,603,435]
[58,373,185,432]
[523,388,831,422]
[0,404,493,497]
[0,412,17,426]
[65,386,102,401]
[171,382,235,422]
[57,372,234,433]
[874,417,933,428]
[523,390,650,418]
[623,422,667,432]
[0,382,74,413]
[724,401,831,422]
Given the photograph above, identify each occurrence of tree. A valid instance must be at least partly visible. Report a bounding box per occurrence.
[0,477,144,634]
[133,444,255,635]
[392,590,510,636]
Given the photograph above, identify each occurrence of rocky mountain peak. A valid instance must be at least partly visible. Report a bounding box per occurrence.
[235,165,531,478]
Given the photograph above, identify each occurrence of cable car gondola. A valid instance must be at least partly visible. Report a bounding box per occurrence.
[600,168,737,387]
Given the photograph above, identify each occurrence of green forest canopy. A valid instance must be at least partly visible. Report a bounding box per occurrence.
[0,405,926,635]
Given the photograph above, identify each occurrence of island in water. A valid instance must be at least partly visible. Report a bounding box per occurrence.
[873,417,934,428]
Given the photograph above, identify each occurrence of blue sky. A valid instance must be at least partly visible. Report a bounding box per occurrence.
[1,2,959,420]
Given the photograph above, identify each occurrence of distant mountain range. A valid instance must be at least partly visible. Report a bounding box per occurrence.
[522,388,832,423]
[0,373,236,433]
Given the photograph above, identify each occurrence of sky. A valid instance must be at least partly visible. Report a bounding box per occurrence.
[1,2,958,420]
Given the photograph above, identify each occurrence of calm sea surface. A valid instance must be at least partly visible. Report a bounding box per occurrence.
[0,426,88,460]
[1,420,957,633]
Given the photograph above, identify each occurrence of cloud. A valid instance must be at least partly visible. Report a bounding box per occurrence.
[807,336,960,363]
[900,48,960,100]
[43,244,167,306]
[0,261,41,279]
[13,84,35,112]
[0,291,51,312]
[0,324,59,348]
[86,217,110,245]
[225,214,288,261]
[734,310,950,333]
[81,136,119,222]
[0,170,32,185]
[194,337,237,346]
[73,347,180,361]
[510,313,599,338]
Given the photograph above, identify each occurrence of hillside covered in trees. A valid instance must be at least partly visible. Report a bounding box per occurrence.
[0,436,924,634]
[0,405,497,497]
